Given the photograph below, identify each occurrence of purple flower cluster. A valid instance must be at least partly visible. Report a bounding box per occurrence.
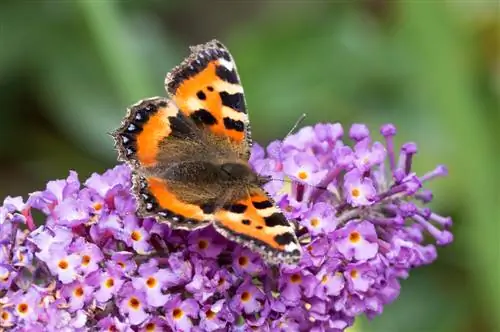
[0,123,452,331]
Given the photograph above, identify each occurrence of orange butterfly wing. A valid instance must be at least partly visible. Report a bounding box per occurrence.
[214,187,301,264]
[165,40,251,156]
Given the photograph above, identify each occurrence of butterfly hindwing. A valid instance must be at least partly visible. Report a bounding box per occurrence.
[165,40,251,158]
[132,174,213,229]
[214,187,301,264]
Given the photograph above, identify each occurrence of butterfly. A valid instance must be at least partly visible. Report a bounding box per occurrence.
[112,40,301,264]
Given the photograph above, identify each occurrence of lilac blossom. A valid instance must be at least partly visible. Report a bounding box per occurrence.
[0,123,452,330]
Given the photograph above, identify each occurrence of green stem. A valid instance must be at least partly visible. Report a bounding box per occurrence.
[77,2,154,102]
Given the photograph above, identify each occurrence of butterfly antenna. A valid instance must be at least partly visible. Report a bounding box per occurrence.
[284,113,307,139]
[257,113,307,177]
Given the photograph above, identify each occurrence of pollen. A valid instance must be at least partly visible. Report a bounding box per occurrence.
[321,275,328,284]
[73,286,84,297]
[146,277,157,288]
[198,239,209,250]
[349,231,361,243]
[240,291,251,302]
[81,255,91,266]
[206,309,216,320]
[105,278,115,288]
[172,308,184,320]
[351,188,360,198]
[350,269,359,279]
[117,262,125,269]
[238,256,249,267]
[16,303,29,315]
[310,217,320,227]
[128,296,140,310]
[0,271,10,282]
[145,323,156,331]
[93,202,103,211]
[1,311,9,320]
[298,171,308,180]
[290,273,302,284]
[58,259,69,270]
[131,230,142,241]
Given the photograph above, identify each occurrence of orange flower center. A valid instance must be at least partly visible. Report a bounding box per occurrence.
[206,309,216,320]
[298,171,308,180]
[218,277,225,286]
[290,273,302,284]
[105,278,115,288]
[321,275,328,284]
[128,297,140,309]
[93,202,103,211]
[145,323,155,331]
[17,303,28,314]
[351,188,360,198]
[349,231,361,243]
[241,291,251,302]
[58,260,69,269]
[117,262,125,269]
[0,272,10,282]
[146,277,157,288]
[198,240,208,250]
[238,256,249,267]
[350,269,359,279]
[74,287,84,297]
[1,311,9,320]
[131,230,141,241]
[82,255,91,266]
[173,308,183,320]
[310,218,320,227]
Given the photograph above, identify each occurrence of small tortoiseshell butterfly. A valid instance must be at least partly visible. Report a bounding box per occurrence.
[112,40,301,264]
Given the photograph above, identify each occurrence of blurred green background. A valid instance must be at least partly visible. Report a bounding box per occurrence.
[1,1,498,331]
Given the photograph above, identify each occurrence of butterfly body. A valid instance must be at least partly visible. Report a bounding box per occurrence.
[113,40,301,264]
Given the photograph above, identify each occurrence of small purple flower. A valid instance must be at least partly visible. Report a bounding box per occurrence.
[110,251,137,275]
[165,295,199,331]
[279,267,317,306]
[11,288,40,322]
[232,246,264,275]
[283,154,328,186]
[188,227,225,259]
[120,215,152,254]
[302,202,338,235]
[0,307,16,328]
[139,317,168,332]
[90,267,125,303]
[343,169,376,206]
[353,139,386,172]
[230,279,265,314]
[30,226,73,262]
[336,220,379,261]
[199,300,230,331]
[345,262,376,293]
[97,316,132,332]
[132,260,170,307]
[315,260,345,298]
[61,281,94,312]
[45,245,81,284]
[70,238,103,276]
[119,283,150,326]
